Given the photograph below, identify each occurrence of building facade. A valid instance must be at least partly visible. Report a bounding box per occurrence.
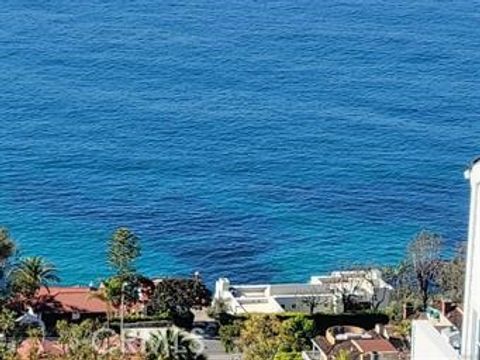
[214,269,392,315]
[410,315,461,360]
[411,158,480,359]
[461,159,480,360]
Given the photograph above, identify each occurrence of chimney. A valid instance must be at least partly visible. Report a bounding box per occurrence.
[375,323,386,337]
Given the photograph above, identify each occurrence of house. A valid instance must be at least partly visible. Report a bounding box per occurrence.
[302,325,399,360]
[214,269,393,315]
[461,158,480,359]
[33,286,108,328]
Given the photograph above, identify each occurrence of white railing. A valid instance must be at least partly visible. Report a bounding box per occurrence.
[269,284,329,296]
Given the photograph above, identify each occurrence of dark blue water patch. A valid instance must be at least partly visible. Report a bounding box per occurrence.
[167,234,278,284]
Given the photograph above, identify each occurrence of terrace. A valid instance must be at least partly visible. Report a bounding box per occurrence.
[214,269,392,315]
[410,303,462,360]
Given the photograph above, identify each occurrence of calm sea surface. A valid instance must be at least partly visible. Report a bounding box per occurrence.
[1,0,479,285]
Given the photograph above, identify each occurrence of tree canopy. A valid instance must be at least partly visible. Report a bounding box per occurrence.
[107,227,141,276]
[220,314,314,360]
[407,230,443,310]
[0,228,15,264]
[149,277,211,318]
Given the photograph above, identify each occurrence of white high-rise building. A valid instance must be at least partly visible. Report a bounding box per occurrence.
[461,158,480,360]
[411,159,480,360]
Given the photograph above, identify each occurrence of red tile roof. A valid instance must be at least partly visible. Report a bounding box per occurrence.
[36,287,108,314]
[352,339,398,353]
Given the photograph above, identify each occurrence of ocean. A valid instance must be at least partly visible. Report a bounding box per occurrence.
[0,0,479,286]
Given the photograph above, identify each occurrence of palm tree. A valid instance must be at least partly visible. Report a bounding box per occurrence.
[146,328,206,360]
[13,256,59,298]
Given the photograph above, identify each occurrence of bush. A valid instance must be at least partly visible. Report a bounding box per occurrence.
[215,311,241,326]
[219,321,242,353]
[172,310,195,329]
[218,311,389,336]
[275,352,303,360]
[279,315,314,352]
[216,311,390,359]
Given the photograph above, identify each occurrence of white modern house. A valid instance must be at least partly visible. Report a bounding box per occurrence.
[213,269,392,315]
[411,158,480,360]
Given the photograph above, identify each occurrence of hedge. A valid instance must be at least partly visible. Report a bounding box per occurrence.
[217,311,389,335]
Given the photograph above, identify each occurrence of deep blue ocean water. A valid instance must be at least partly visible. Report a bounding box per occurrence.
[1,0,479,286]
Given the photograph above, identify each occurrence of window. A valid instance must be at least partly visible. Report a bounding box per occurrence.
[291,304,296,310]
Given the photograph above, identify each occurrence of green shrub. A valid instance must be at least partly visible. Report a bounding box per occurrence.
[219,321,242,353]
[275,352,303,360]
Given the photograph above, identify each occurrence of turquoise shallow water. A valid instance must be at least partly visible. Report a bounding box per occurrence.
[0,0,479,286]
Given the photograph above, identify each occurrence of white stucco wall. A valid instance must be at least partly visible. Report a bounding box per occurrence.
[462,161,480,359]
[411,321,460,360]
[214,270,392,315]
